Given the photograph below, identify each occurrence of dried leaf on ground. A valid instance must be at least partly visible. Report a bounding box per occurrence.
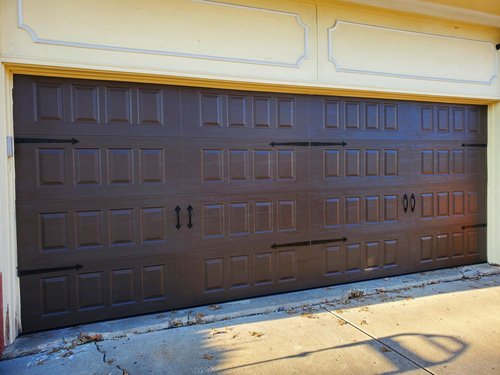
[286,309,297,315]
[359,306,369,312]
[76,333,103,345]
[209,304,222,311]
[232,333,240,339]
[202,354,214,360]
[360,319,368,325]
[249,331,264,337]
[380,347,391,353]
[210,329,228,336]
[301,313,318,319]
[337,319,347,326]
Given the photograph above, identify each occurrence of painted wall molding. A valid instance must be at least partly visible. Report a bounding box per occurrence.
[17,0,309,68]
[328,20,498,85]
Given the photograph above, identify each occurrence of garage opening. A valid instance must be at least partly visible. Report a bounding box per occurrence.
[13,75,487,332]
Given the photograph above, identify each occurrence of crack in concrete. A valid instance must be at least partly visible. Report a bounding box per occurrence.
[95,341,127,375]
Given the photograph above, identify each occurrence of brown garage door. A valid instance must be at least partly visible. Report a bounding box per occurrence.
[14,75,487,332]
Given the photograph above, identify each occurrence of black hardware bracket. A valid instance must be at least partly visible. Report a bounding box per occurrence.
[175,206,181,230]
[187,205,193,229]
[461,223,487,230]
[462,143,487,148]
[496,44,500,51]
[15,137,80,145]
[18,264,83,277]
[270,141,346,147]
[271,237,347,249]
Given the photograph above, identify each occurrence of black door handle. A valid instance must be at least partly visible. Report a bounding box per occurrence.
[175,206,181,230]
[187,205,193,229]
[403,194,409,213]
[410,193,416,213]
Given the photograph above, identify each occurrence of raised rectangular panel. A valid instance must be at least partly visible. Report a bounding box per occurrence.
[201,94,222,127]
[277,150,295,180]
[202,149,224,182]
[346,197,360,225]
[228,149,249,181]
[421,106,433,131]
[384,239,397,267]
[467,191,479,214]
[36,83,63,121]
[277,200,296,231]
[40,213,67,251]
[437,192,450,217]
[19,0,308,67]
[325,246,341,275]
[255,252,273,285]
[111,268,135,305]
[345,149,360,176]
[436,234,449,259]
[421,193,434,218]
[346,243,361,272]
[324,150,340,178]
[452,232,464,257]
[254,201,273,233]
[203,204,224,238]
[105,87,131,123]
[467,108,480,133]
[253,150,273,180]
[437,150,449,174]
[278,250,296,282]
[228,96,246,127]
[77,272,104,310]
[365,196,379,223]
[452,150,465,174]
[421,150,434,175]
[384,150,398,176]
[229,203,249,236]
[384,104,398,130]
[41,276,70,316]
[466,231,478,255]
[108,149,133,184]
[365,103,379,130]
[72,85,99,123]
[345,102,360,129]
[452,192,464,216]
[365,241,380,270]
[466,150,480,175]
[142,265,166,301]
[365,150,379,176]
[109,209,135,246]
[324,101,339,129]
[436,107,449,132]
[140,149,164,183]
[75,211,103,249]
[230,256,249,288]
[453,108,465,132]
[420,236,433,262]
[254,97,271,128]
[205,258,224,292]
[38,149,66,186]
[74,149,101,185]
[328,21,496,84]
[384,195,397,222]
[277,98,294,128]
[138,89,162,125]
[141,208,166,243]
[324,198,341,228]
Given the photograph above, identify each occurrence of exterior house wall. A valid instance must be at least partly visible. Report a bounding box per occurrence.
[0,0,499,346]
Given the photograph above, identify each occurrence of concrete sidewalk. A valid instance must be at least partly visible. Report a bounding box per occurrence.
[1,264,499,374]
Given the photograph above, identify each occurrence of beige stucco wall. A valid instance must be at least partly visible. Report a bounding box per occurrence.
[1,0,499,345]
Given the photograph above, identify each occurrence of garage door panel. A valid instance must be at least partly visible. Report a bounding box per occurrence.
[310,141,411,188]
[15,136,183,200]
[181,87,309,139]
[309,96,410,139]
[13,75,182,137]
[409,103,487,141]
[183,139,309,195]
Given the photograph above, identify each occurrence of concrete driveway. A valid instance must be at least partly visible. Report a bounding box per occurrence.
[1,264,499,374]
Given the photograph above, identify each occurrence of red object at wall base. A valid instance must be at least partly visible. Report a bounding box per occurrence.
[0,273,4,355]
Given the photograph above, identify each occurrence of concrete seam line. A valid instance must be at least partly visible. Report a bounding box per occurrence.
[322,307,436,375]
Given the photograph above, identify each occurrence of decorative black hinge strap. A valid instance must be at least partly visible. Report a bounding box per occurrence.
[14,137,79,144]
[461,143,487,148]
[461,223,487,230]
[18,264,83,277]
[271,237,347,249]
[270,141,346,147]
